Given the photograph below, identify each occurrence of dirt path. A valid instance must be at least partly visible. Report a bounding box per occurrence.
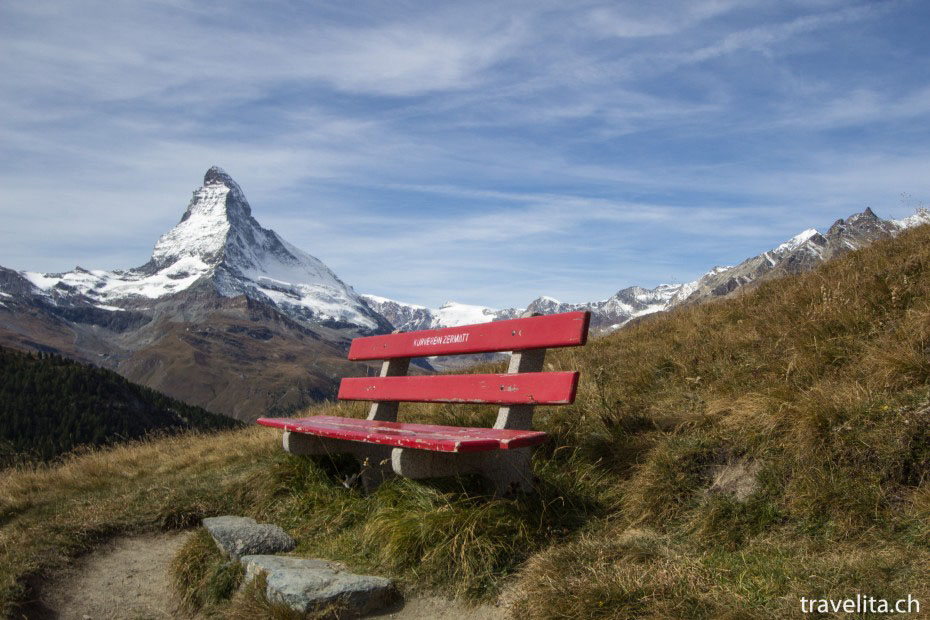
[39,531,193,619]
[37,531,508,619]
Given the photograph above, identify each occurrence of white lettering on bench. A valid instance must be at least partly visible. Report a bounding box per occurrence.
[412,333,470,347]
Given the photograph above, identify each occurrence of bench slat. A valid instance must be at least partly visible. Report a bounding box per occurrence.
[338,371,579,405]
[348,311,590,360]
[256,415,547,452]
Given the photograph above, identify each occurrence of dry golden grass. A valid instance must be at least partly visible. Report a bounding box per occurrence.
[513,528,930,619]
[508,225,930,617]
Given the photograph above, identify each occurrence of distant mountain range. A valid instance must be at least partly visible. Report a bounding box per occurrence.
[1,167,927,420]
[363,206,930,332]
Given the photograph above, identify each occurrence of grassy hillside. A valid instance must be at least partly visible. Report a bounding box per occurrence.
[3,224,930,617]
[0,346,240,464]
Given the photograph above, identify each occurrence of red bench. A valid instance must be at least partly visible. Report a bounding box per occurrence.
[257,311,590,495]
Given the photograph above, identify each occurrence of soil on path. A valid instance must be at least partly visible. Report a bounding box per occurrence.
[37,531,508,619]
[39,531,193,619]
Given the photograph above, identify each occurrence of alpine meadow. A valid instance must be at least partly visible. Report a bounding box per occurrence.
[3,1,930,618]
[2,219,929,617]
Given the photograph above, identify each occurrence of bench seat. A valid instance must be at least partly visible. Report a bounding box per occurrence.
[257,415,547,453]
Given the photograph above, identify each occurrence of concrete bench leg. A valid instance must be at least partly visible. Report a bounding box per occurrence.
[390,448,481,479]
[283,431,332,456]
[391,447,535,497]
[476,448,534,497]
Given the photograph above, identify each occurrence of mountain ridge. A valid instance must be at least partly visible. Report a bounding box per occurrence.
[363,206,930,333]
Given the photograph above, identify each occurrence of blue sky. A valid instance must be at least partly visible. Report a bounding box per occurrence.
[2,0,930,308]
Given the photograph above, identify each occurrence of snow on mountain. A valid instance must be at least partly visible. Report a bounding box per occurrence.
[891,207,930,230]
[18,172,927,341]
[433,302,509,327]
[21,167,388,332]
[775,228,821,254]
[362,294,426,310]
[361,295,517,332]
[363,282,692,333]
[522,283,694,331]
[679,207,910,303]
[23,260,208,303]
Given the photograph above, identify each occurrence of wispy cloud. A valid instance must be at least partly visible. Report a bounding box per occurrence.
[584,0,744,39]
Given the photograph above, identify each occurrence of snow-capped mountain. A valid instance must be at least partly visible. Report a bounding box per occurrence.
[0,167,394,420]
[683,207,930,301]
[22,167,390,334]
[364,282,693,334]
[361,295,518,332]
[522,284,696,330]
[364,207,930,334]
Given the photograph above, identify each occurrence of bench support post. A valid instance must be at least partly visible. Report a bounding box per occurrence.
[493,348,546,430]
[391,447,478,478]
[478,449,534,497]
[367,358,410,422]
[391,447,534,497]
[483,347,546,494]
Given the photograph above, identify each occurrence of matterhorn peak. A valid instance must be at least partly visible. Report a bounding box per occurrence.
[19,167,390,333]
[151,167,251,267]
[204,165,233,186]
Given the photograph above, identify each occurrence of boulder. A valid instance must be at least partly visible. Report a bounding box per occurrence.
[202,516,295,559]
[240,555,395,616]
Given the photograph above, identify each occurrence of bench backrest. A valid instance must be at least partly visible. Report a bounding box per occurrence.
[347,310,591,360]
[339,311,590,429]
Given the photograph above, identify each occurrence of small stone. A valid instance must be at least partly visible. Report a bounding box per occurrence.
[202,516,295,559]
[240,555,396,616]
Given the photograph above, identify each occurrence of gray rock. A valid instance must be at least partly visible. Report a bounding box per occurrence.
[202,516,295,559]
[240,555,395,616]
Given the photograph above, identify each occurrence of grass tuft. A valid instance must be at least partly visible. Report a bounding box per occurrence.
[171,528,243,614]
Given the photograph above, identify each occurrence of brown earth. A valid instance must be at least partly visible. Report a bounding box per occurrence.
[38,531,193,619]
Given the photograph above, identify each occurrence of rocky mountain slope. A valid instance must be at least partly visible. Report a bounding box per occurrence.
[364,207,930,333]
[0,168,388,420]
[681,207,928,301]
